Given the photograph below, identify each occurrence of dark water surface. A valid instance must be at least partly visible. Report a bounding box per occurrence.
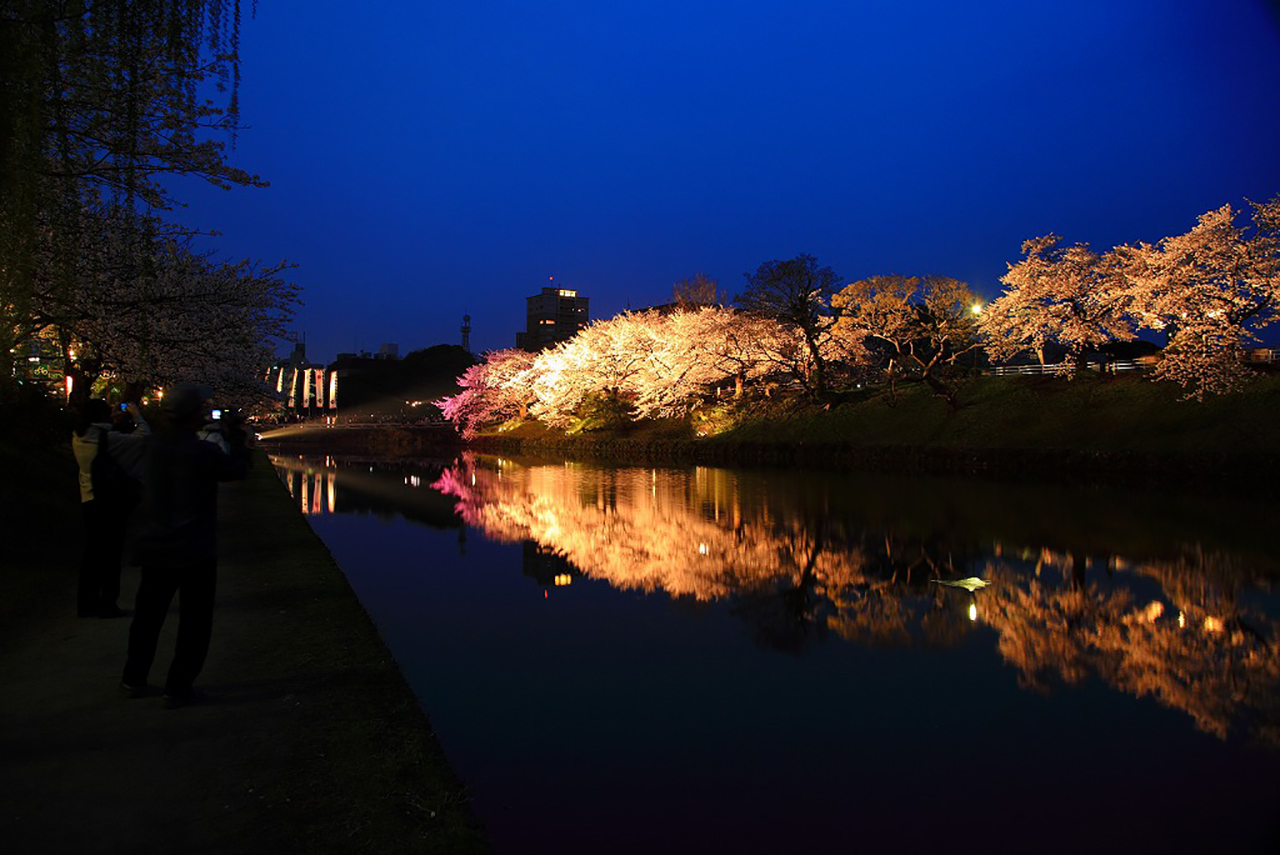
[270,452,1280,854]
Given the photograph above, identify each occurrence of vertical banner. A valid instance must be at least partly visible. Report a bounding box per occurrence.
[302,368,313,408]
[288,368,298,408]
[328,371,338,409]
[315,369,324,409]
[276,367,285,393]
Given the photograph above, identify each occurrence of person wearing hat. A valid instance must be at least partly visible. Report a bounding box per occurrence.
[120,382,251,708]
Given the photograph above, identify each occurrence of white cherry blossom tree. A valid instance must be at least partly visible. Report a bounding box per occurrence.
[834,274,980,404]
[1119,197,1280,398]
[982,235,1134,373]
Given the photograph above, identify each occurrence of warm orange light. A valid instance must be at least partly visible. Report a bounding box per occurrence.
[1203,616,1225,633]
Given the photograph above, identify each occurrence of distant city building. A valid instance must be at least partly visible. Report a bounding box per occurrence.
[461,314,472,353]
[378,343,399,360]
[516,284,590,351]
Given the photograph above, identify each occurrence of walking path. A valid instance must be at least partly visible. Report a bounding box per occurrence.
[0,453,488,853]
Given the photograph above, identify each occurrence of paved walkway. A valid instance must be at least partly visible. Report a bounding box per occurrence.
[0,456,487,853]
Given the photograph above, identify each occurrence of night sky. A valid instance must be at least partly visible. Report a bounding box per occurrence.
[165,0,1280,361]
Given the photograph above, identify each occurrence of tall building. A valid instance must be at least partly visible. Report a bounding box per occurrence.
[516,285,589,351]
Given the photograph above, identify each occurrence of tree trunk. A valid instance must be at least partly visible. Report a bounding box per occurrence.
[803,330,826,399]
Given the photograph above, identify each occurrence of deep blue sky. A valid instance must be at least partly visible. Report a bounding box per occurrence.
[167,0,1280,361]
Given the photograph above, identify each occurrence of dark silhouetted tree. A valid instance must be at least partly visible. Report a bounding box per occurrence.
[736,254,843,398]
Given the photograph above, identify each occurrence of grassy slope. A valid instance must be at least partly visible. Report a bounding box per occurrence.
[718,373,1280,454]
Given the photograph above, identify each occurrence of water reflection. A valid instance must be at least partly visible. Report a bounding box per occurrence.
[273,454,460,528]
[418,453,1280,747]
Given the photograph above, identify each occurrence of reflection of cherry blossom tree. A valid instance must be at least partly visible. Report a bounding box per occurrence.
[432,455,1280,743]
[981,548,1280,742]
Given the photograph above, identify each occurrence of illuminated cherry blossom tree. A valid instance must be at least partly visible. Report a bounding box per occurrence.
[435,348,537,438]
[981,235,1134,373]
[834,274,980,404]
[629,310,726,419]
[20,200,295,403]
[72,229,297,401]
[670,307,775,399]
[1118,197,1280,398]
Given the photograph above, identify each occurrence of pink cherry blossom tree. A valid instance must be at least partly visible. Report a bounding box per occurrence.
[436,348,536,438]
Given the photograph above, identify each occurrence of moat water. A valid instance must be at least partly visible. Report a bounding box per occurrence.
[270,451,1280,854]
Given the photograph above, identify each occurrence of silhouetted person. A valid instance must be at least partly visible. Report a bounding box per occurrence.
[72,399,149,618]
[121,383,250,707]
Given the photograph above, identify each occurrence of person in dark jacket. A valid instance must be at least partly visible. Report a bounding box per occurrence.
[120,383,250,707]
[72,399,150,617]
